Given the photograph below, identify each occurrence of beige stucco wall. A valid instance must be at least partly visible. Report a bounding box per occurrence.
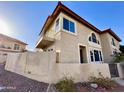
[5,51,56,83]
[6,51,124,84]
[117,63,124,78]
[100,33,120,63]
[58,13,103,63]
[40,12,103,63]
[100,33,112,63]
[55,63,111,83]
[5,51,111,83]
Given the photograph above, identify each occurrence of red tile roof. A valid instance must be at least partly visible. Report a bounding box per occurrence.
[101,29,121,42]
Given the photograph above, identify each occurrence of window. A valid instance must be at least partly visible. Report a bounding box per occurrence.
[14,44,20,50]
[90,51,94,62]
[89,33,100,44]
[90,50,103,62]
[92,33,97,43]
[111,38,115,46]
[55,18,59,31]
[94,50,100,61]
[70,21,75,33]
[63,18,69,31]
[63,18,75,33]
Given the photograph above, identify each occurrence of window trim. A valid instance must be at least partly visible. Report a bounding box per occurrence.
[88,33,100,45]
[89,48,103,63]
[55,18,60,32]
[90,51,94,62]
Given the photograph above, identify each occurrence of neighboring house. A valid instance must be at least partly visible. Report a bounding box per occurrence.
[0,33,27,63]
[36,2,121,64]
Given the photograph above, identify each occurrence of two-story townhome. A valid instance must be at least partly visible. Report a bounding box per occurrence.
[36,2,121,64]
[4,2,123,83]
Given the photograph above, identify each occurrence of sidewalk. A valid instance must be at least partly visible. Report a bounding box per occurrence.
[114,78,124,86]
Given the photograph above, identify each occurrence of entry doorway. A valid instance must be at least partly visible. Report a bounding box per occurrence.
[79,46,87,64]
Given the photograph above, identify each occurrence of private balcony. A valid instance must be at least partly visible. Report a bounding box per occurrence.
[36,36,55,49]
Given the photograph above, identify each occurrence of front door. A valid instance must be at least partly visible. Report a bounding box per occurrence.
[79,46,87,63]
[80,48,83,63]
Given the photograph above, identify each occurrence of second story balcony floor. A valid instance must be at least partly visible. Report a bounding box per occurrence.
[35,34,55,49]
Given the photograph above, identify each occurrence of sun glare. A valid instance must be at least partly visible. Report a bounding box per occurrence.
[0,19,12,36]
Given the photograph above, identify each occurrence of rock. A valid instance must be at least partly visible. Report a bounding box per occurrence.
[90,83,98,88]
[0,86,6,91]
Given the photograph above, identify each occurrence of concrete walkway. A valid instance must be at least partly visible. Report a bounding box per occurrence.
[114,78,124,86]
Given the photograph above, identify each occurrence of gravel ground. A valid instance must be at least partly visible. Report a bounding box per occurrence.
[75,82,124,92]
[0,63,48,92]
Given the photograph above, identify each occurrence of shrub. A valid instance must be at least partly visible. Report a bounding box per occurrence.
[55,77,76,92]
[89,72,116,89]
[113,53,124,63]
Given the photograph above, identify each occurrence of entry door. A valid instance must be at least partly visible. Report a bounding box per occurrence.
[80,48,83,63]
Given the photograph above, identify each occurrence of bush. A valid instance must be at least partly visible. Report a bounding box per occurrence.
[55,77,76,92]
[89,72,116,89]
[113,53,124,63]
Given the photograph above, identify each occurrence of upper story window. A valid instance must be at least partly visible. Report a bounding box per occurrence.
[55,18,59,32]
[14,44,20,50]
[63,18,75,33]
[89,33,100,44]
[92,33,97,43]
[111,38,116,46]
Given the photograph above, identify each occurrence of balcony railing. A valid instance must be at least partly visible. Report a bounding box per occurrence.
[36,30,55,49]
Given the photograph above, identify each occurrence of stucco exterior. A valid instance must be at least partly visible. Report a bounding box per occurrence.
[5,51,111,83]
[36,10,120,64]
[4,2,123,84]
[100,32,120,63]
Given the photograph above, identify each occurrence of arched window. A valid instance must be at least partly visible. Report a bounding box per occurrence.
[89,33,100,44]
[92,33,97,43]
